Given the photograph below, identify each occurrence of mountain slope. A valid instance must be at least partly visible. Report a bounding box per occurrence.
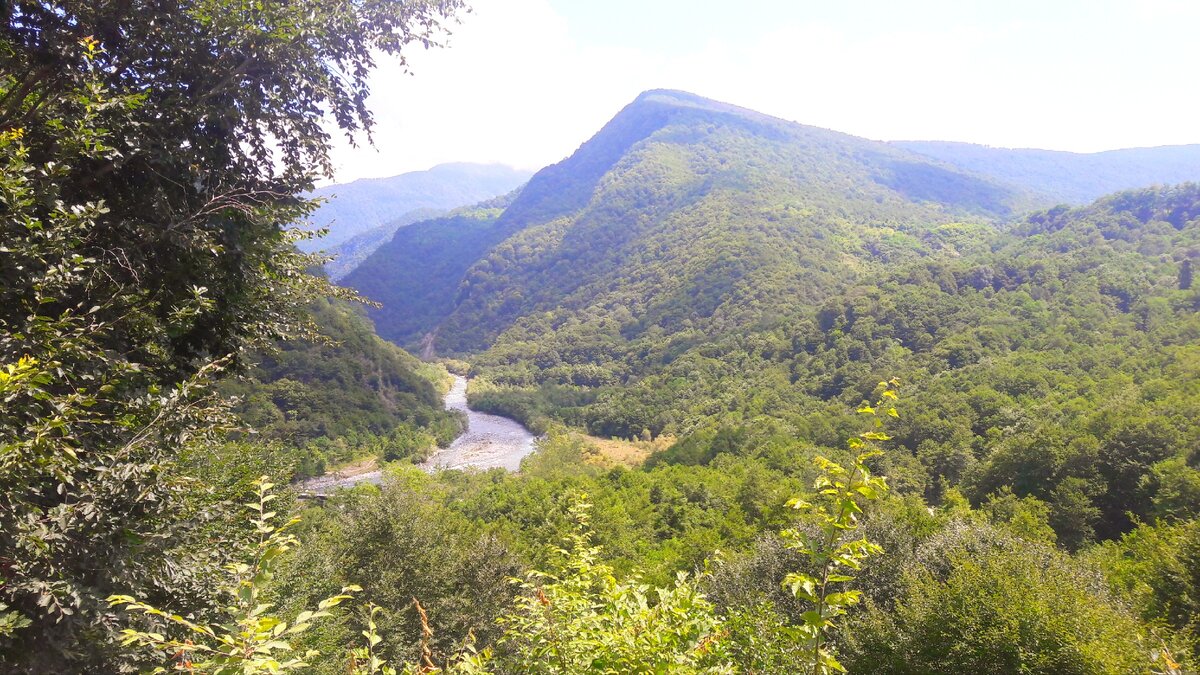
[340,193,515,350]
[223,298,461,473]
[894,141,1200,204]
[347,89,1040,355]
[299,163,531,251]
[324,207,443,281]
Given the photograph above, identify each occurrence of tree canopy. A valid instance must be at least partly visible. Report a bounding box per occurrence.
[0,1,465,669]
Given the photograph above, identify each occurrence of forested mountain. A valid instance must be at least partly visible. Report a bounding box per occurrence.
[895,140,1200,203]
[340,90,1200,557]
[346,89,1040,351]
[298,162,531,251]
[7,0,1199,667]
[462,181,1200,538]
[323,207,442,280]
[341,192,517,349]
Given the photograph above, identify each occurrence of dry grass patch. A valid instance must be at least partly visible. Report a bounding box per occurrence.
[576,433,675,468]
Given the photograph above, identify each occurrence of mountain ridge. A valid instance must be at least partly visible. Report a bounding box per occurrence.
[299,162,532,251]
[344,89,1038,354]
[894,140,1200,203]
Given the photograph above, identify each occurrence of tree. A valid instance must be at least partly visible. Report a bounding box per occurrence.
[2,0,464,377]
[781,381,895,674]
[1048,477,1101,551]
[845,528,1151,674]
[497,497,733,674]
[0,1,465,668]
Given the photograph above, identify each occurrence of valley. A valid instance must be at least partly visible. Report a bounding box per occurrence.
[5,5,1200,670]
[299,375,537,494]
[425,375,538,471]
[263,89,1200,673]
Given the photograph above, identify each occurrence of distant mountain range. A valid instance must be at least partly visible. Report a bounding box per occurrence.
[893,141,1200,203]
[322,207,444,281]
[298,163,532,253]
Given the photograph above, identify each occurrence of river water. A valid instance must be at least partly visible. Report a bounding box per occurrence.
[298,375,537,494]
[423,375,538,471]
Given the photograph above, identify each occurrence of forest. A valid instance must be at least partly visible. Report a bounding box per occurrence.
[1,2,1198,675]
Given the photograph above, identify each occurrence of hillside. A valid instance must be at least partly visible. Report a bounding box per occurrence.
[323,207,443,281]
[340,192,517,350]
[223,298,462,475]
[298,162,531,251]
[339,91,1200,556]
[347,89,1039,353]
[895,140,1200,203]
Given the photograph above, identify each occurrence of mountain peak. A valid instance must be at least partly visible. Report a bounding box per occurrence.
[496,89,804,228]
[631,88,719,107]
[632,88,775,118]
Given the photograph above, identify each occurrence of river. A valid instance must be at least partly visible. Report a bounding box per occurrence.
[424,375,538,471]
[298,375,537,495]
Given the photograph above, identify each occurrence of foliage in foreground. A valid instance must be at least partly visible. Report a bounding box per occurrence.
[108,409,906,675]
[109,478,360,673]
[779,382,895,673]
[0,41,242,668]
[498,498,733,674]
[844,522,1158,674]
[0,0,466,667]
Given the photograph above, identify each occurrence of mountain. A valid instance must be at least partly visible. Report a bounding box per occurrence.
[341,192,516,351]
[298,163,532,252]
[345,89,1039,353]
[894,141,1200,204]
[323,207,443,281]
[336,91,1200,552]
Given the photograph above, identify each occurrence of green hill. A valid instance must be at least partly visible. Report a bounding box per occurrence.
[346,90,1038,353]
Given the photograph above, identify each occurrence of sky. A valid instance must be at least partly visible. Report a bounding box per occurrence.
[326,0,1200,184]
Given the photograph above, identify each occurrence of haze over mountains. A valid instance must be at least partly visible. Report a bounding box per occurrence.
[298,162,531,253]
[895,140,1200,203]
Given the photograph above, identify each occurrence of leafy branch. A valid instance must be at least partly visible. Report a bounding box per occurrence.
[782,379,897,674]
[108,476,360,674]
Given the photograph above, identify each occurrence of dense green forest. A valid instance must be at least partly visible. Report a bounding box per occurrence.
[349,89,1041,352]
[2,2,1199,675]
[223,298,462,477]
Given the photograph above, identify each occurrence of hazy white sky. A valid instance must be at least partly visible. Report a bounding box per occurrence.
[327,0,1200,183]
